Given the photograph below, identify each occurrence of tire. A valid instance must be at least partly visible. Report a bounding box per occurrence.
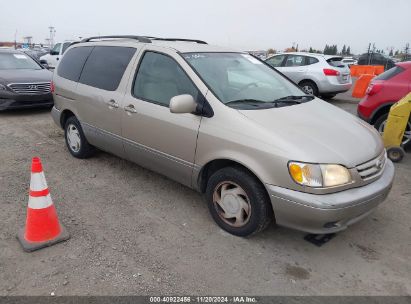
[205,166,273,237]
[299,80,319,96]
[387,146,405,162]
[321,94,337,99]
[374,113,411,149]
[64,116,95,158]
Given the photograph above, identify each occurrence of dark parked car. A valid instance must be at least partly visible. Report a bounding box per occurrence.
[357,53,396,70]
[0,49,53,110]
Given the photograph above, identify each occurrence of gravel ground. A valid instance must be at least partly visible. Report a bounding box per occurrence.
[0,93,410,296]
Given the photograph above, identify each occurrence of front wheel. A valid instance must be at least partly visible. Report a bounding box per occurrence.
[299,81,319,96]
[64,116,95,158]
[205,167,273,237]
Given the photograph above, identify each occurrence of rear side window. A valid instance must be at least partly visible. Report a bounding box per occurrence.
[375,65,404,80]
[284,55,307,67]
[57,46,93,82]
[79,46,136,91]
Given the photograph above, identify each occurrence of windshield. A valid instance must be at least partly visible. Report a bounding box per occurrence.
[0,52,42,70]
[183,52,307,106]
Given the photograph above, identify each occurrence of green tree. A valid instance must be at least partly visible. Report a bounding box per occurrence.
[389,49,393,57]
[346,46,351,55]
[341,45,346,55]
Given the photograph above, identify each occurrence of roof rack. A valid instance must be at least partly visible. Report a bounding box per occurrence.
[81,35,152,43]
[149,37,208,44]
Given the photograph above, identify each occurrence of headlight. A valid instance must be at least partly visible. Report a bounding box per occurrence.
[288,162,352,188]
[0,84,7,91]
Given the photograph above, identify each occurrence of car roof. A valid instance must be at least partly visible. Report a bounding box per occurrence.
[268,52,327,58]
[397,61,411,68]
[71,37,240,53]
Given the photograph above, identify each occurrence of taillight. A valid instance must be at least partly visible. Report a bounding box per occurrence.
[366,82,382,96]
[51,81,55,93]
[323,68,340,76]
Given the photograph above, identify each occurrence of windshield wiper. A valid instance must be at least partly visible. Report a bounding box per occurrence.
[272,95,314,104]
[225,99,268,106]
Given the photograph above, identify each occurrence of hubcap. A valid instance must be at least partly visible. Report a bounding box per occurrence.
[302,85,314,95]
[66,124,81,153]
[378,119,411,146]
[213,181,251,228]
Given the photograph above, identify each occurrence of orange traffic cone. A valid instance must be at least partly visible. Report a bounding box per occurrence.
[17,157,70,252]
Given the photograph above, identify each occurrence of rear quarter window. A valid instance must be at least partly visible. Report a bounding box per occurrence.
[79,46,136,91]
[307,57,319,65]
[375,66,404,80]
[57,46,93,82]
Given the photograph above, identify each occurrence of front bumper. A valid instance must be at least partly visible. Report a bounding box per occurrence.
[0,91,53,110]
[266,160,394,234]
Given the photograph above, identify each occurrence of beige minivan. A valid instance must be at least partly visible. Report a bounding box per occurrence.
[51,36,394,237]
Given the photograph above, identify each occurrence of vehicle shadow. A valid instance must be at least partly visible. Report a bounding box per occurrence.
[0,107,52,117]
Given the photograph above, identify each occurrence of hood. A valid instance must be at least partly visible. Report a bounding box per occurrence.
[0,69,52,84]
[238,99,383,168]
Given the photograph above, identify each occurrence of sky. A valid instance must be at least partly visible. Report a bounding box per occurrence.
[0,0,409,54]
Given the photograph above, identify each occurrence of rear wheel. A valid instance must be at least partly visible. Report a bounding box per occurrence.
[387,146,405,162]
[374,113,411,149]
[299,80,319,96]
[205,166,273,237]
[64,116,95,158]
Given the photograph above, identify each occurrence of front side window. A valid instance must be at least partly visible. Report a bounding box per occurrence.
[79,46,136,91]
[0,52,42,70]
[50,43,61,55]
[265,55,285,67]
[184,52,307,108]
[62,42,72,55]
[284,55,306,67]
[133,51,199,107]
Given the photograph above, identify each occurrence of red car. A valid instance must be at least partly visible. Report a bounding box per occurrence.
[357,61,411,148]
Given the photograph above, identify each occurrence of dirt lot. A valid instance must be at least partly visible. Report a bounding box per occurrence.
[0,94,410,296]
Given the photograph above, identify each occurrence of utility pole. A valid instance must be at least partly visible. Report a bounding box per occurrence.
[14,30,18,49]
[367,42,371,65]
[48,26,56,49]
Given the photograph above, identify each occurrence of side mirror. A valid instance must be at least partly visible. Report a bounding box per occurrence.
[169,94,197,114]
[40,60,49,69]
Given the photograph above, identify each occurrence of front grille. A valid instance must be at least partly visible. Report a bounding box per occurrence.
[356,150,386,180]
[8,82,51,95]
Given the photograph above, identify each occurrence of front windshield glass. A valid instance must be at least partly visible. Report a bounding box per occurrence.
[183,52,307,105]
[0,53,42,70]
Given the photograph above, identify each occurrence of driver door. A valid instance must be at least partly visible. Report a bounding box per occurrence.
[121,48,203,187]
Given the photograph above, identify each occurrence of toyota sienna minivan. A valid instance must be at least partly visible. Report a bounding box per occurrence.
[51,36,394,237]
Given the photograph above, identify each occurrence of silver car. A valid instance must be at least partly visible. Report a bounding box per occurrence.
[51,36,394,237]
[265,52,352,98]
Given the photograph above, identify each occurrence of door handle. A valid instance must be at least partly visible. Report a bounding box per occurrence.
[124,104,137,113]
[107,99,119,109]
